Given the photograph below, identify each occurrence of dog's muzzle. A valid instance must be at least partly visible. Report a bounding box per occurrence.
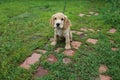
[56,23,60,27]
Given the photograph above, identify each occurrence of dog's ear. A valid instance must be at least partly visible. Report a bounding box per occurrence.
[64,16,72,29]
[50,15,54,27]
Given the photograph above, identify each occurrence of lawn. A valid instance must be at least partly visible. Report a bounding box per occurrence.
[0,0,120,80]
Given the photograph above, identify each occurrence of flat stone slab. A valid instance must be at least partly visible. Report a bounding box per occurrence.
[79,13,85,17]
[54,47,63,53]
[63,50,75,56]
[75,31,87,38]
[71,31,87,38]
[80,28,87,32]
[97,29,100,32]
[94,77,100,80]
[35,49,46,54]
[88,28,95,32]
[108,28,116,34]
[111,48,118,51]
[99,65,108,73]
[89,12,94,15]
[95,13,99,16]
[86,38,98,44]
[76,31,83,35]
[79,33,87,38]
[34,66,48,77]
[71,41,82,49]
[20,53,42,69]
[71,30,77,34]
[99,75,111,80]
[20,62,30,69]
[63,58,72,64]
[47,54,57,63]
[110,40,114,44]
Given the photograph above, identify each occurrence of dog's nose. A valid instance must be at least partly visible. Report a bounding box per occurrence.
[56,23,60,27]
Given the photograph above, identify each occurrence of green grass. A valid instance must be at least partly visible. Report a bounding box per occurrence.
[0,0,120,80]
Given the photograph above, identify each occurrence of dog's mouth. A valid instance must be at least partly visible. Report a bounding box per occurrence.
[54,26,63,29]
[56,26,60,29]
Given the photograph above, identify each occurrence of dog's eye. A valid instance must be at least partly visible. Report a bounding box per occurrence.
[61,18,64,21]
[54,18,57,20]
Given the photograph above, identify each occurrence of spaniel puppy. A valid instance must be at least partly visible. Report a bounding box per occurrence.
[50,12,72,49]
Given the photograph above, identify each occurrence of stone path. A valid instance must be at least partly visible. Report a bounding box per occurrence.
[47,54,57,63]
[79,13,85,17]
[92,12,99,16]
[108,28,116,34]
[86,38,98,44]
[99,75,111,80]
[89,12,94,15]
[79,11,99,17]
[71,41,82,49]
[20,53,42,69]
[63,49,75,56]
[54,47,63,53]
[76,31,83,35]
[20,27,117,79]
[34,66,49,77]
[111,48,118,51]
[97,65,111,80]
[63,58,72,64]
[88,28,95,32]
[99,65,108,73]
[80,28,87,32]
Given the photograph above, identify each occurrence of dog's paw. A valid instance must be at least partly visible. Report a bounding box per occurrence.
[65,45,71,50]
[51,41,56,46]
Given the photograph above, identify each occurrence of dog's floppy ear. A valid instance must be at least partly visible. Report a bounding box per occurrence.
[50,15,54,27]
[64,16,72,29]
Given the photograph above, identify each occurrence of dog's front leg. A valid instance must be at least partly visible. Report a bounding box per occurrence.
[51,30,57,46]
[70,31,72,42]
[65,34,71,49]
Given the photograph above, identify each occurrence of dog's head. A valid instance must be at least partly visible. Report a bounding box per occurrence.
[50,12,71,29]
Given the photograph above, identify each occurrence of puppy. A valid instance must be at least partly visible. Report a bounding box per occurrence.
[50,12,72,49]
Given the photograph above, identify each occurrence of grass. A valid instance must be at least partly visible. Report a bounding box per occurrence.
[0,0,120,80]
